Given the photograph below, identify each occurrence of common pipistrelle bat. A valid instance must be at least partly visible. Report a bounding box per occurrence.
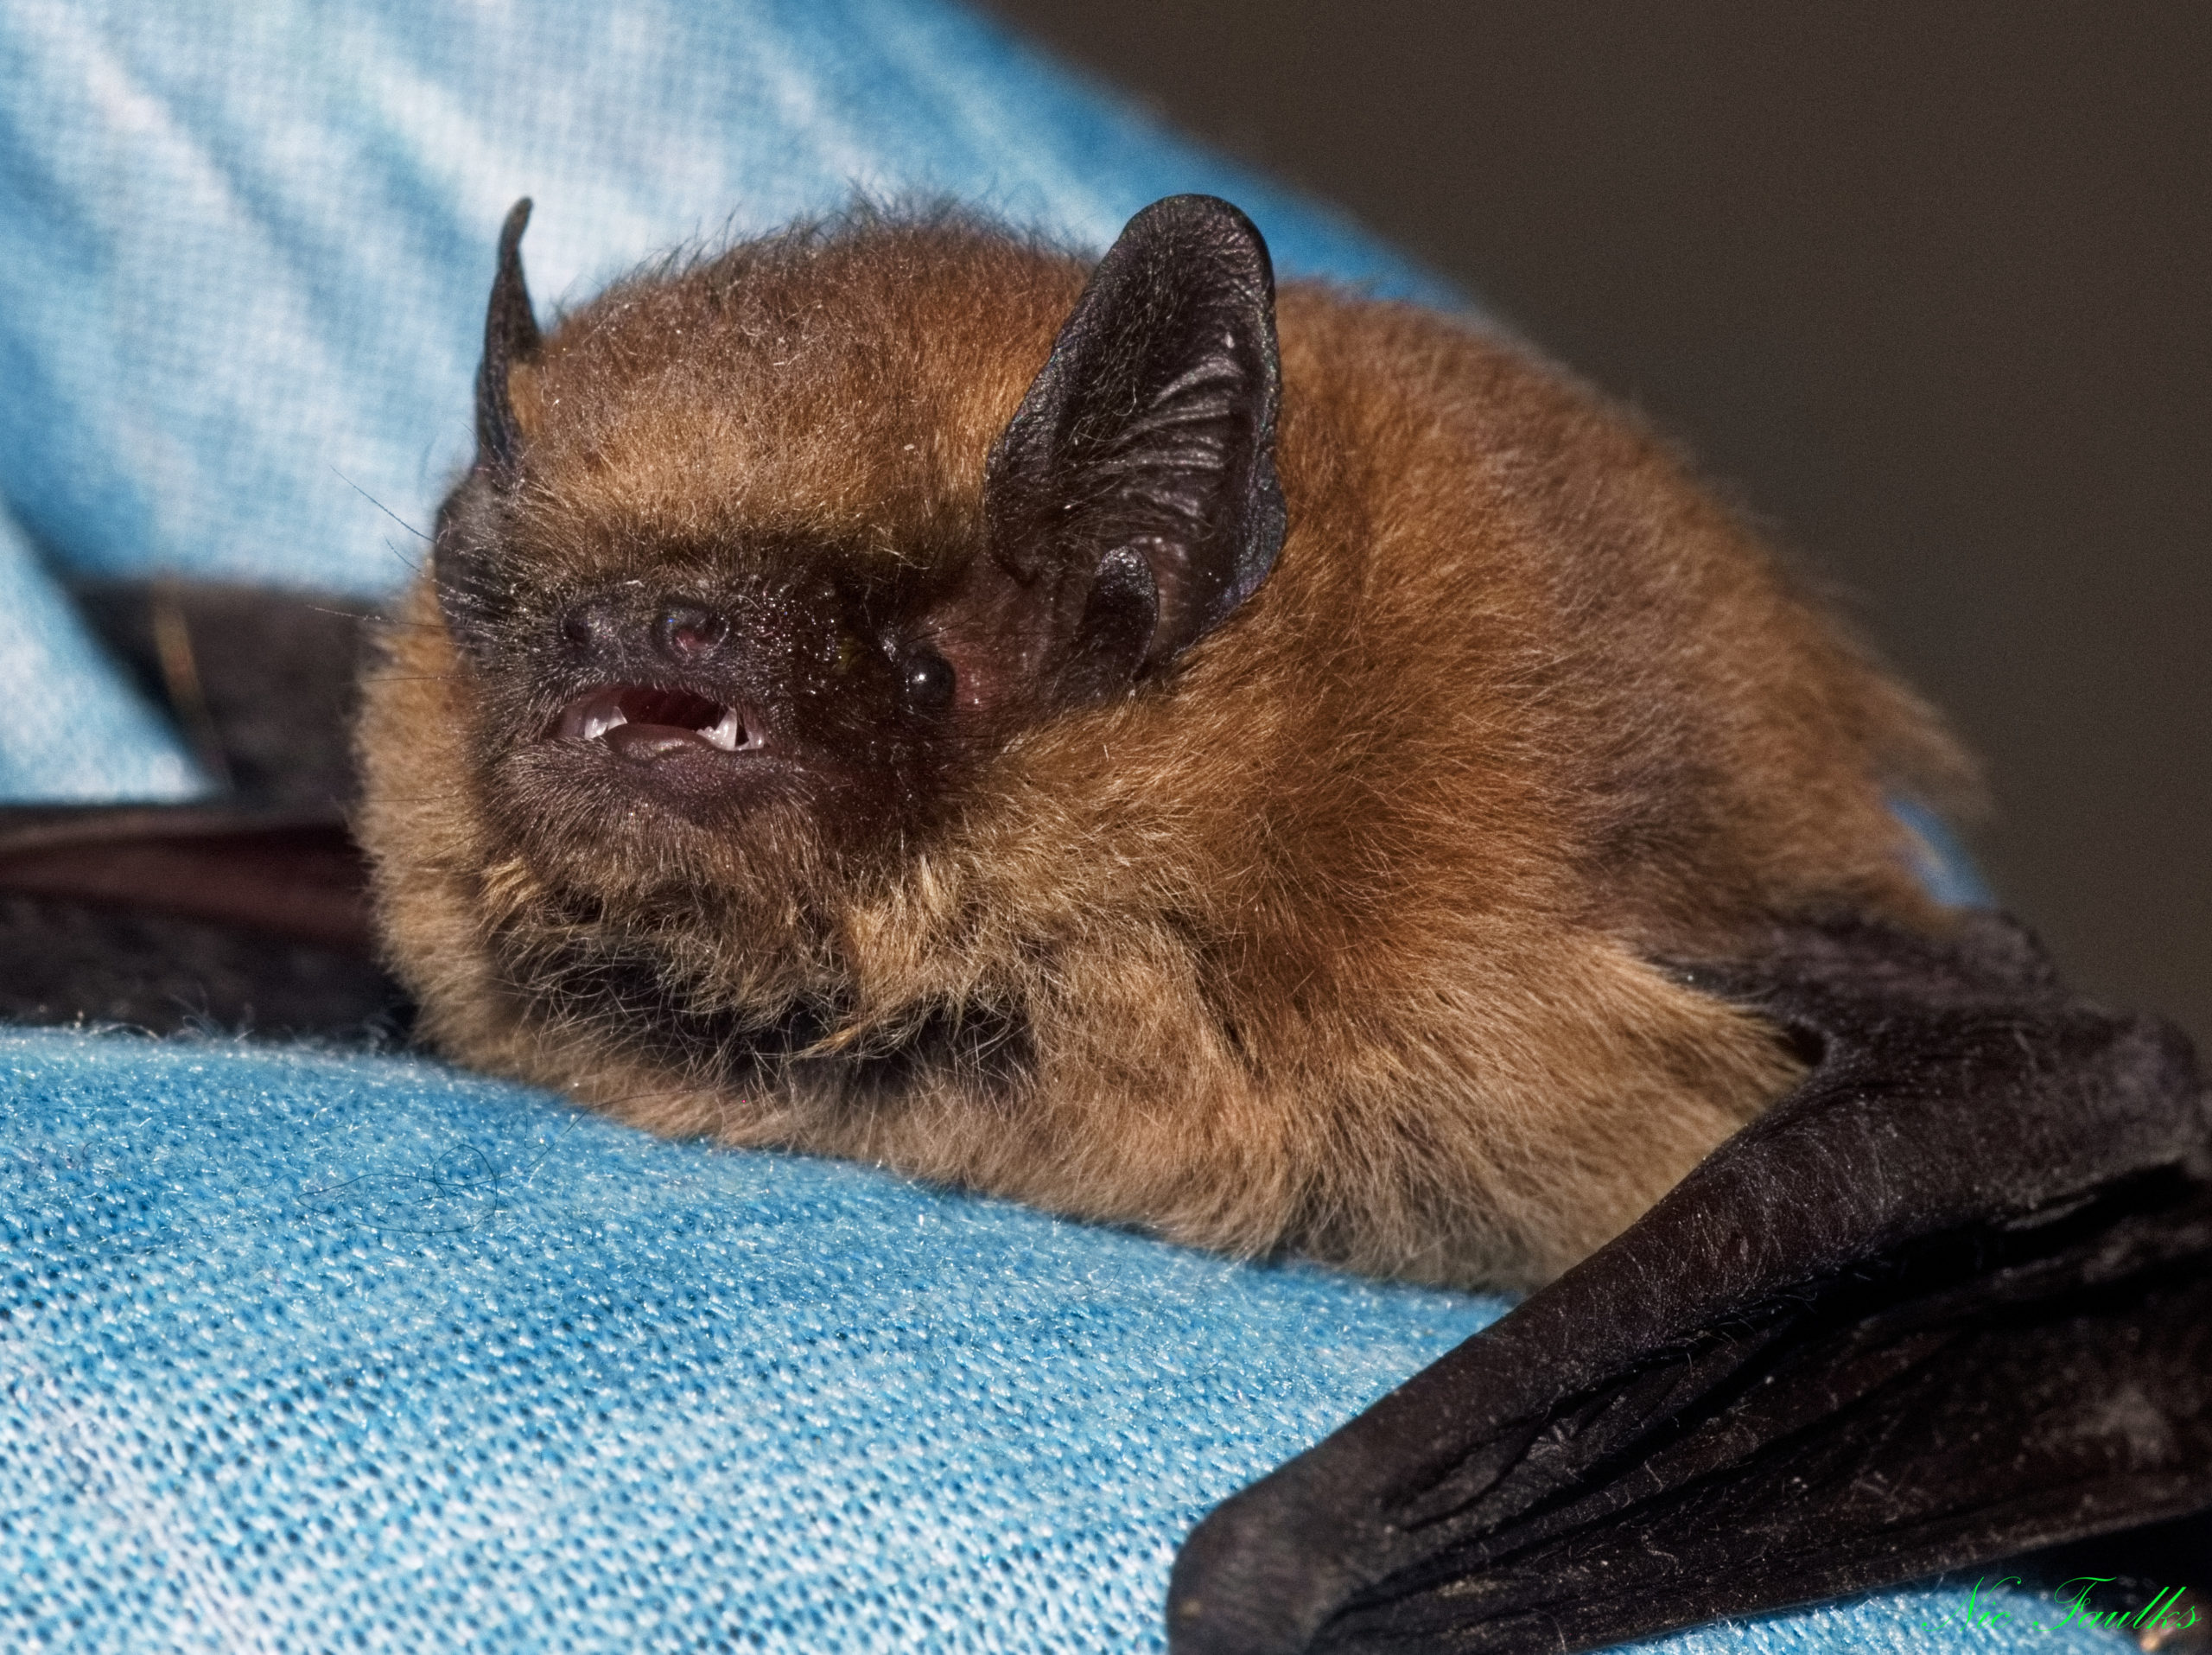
[356,194,1973,1291]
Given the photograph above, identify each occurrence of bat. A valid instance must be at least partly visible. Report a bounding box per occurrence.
[7,195,2200,1652]
[357,194,1976,1293]
[338,194,2209,1648]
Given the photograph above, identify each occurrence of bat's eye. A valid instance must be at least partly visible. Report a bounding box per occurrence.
[901,649,955,716]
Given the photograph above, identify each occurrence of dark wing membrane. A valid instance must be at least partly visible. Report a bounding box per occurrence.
[70,576,372,812]
[1170,913,2212,1654]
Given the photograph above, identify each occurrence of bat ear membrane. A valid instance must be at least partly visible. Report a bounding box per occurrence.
[982,194,1287,697]
[474,197,543,479]
[438,199,542,652]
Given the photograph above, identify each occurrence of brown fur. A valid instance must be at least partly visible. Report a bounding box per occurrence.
[356,210,1972,1290]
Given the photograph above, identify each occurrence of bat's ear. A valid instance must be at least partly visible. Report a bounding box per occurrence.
[437,200,542,652]
[979,194,1287,701]
[474,198,542,480]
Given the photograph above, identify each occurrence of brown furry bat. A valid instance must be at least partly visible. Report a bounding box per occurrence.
[357,194,1969,1291]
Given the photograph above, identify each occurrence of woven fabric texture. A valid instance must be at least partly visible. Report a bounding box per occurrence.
[0,506,201,801]
[0,1032,2134,1652]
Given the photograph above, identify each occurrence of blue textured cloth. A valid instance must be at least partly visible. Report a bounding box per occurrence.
[0,3,2045,1648]
[0,1034,1505,1650]
[0,506,202,801]
[0,1033,2134,1652]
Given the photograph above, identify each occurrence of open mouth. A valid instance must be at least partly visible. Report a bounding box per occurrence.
[553,685,760,757]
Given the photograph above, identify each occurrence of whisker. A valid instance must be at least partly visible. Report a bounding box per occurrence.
[331,466,431,542]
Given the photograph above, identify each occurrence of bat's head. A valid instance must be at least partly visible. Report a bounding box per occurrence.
[426,196,1284,929]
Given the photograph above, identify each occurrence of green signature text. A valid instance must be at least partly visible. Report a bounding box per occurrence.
[1917,1575,2199,1639]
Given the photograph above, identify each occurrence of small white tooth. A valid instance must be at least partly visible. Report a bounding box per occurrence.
[582,708,626,742]
[702,709,743,752]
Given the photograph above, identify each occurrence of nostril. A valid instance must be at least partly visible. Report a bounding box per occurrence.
[560,597,622,651]
[656,604,728,661]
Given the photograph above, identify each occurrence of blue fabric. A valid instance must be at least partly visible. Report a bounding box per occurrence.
[0,1032,1501,1650]
[1891,795,1997,909]
[0,1032,2133,1652]
[0,506,204,801]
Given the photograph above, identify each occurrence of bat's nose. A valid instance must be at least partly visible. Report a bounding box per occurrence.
[557,595,730,666]
[653,603,728,663]
[558,594,626,652]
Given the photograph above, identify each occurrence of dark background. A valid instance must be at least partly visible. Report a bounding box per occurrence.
[982,0,2209,1048]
